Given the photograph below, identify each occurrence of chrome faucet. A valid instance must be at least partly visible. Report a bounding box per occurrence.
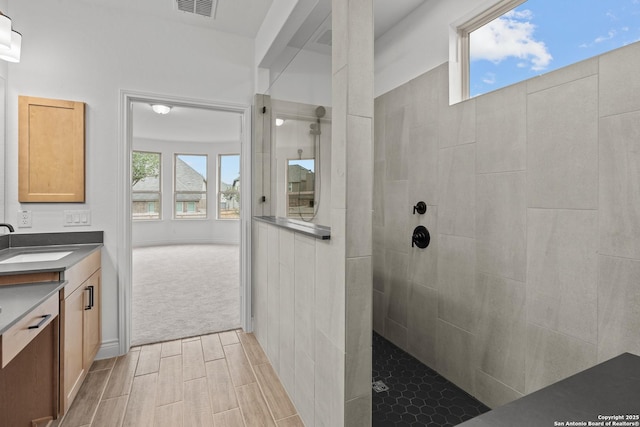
[0,223,15,233]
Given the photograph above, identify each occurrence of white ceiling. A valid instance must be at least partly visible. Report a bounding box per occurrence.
[78,0,274,38]
[117,0,427,141]
[132,103,242,143]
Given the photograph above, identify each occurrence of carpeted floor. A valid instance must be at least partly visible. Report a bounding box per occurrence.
[131,244,240,346]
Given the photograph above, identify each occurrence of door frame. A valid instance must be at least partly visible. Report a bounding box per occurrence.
[118,90,252,354]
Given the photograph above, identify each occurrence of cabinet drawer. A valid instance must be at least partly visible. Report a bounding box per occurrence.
[62,250,101,297]
[0,293,59,368]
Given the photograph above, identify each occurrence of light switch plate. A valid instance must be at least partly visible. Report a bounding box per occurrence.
[17,210,32,228]
[64,209,91,227]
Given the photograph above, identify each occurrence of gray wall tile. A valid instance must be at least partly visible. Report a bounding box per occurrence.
[476,84,526,174]
[253,222,269,346]
[373,289,385,335]
[438,144,475,238]
[438,98,476,148]
[437,234,476,333]
[384,180,409,253]
[345,395,372,427]
[384,249,409,326]
[408,123,439,206]
[407,284,438,367]
[294,235,316,361]
[346,257,373,361]
[408,65,441,129]
[525,323,597,394]
[476,172,526,282]
[527,57,598,94]
[374,97,385,162]
[599,111,640,259]
[598,255,640,362]
[316,237,345,351]
[385,107,409,181]
[475,369,524,410]
[436,320,475,395]
[599,42,640,117]
[475,273,526,392]
[279,262,295,393]
[315,331,345,427]
[373,160,385,227]
[267,226,281,367]
[294,349,316,427]
[384,317,408,352]
[527,209,598,343]
[527,76,598,209]
[407,207,437,289]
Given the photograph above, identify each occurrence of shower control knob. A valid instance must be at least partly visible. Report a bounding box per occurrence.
[413,201,427,215]
[412,225,430,249]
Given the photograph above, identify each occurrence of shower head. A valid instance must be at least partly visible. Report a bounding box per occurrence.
[309,122,321,135]
[315,106,326,118]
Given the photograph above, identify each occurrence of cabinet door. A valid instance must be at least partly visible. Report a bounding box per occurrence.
[61,284,86,413]
[18,96,85,202]
[83,269,101,369]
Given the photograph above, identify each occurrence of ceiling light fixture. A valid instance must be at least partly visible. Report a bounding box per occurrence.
[0,13,11,49]
[275,118,284,126]
[0,30,21,63]
[151,104,172,115]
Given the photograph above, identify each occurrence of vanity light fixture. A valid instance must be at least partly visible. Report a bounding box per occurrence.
[275,118,284,126]
[151,104,172,115]
[0,30,21,63]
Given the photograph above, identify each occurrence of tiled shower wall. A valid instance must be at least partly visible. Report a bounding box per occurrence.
[373,42,640,409]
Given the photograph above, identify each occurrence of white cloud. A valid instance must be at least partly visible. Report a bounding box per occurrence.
[470,8,552,71]
[595,29,617,43]
[482,73,496,84]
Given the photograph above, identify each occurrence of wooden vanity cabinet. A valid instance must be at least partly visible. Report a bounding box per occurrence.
[59,250,101,415]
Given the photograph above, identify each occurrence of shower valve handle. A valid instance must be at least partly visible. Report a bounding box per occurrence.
[413,201,427,215]
[412,226,430,249]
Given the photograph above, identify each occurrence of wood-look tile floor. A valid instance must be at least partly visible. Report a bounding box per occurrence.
[56,330,304,427]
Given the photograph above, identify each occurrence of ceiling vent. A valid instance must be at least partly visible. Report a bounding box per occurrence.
[176,0,217,18]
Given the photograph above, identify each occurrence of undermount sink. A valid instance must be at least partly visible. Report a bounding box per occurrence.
[0,251,73,264]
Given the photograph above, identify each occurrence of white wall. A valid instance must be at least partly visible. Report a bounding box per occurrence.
[132,137,241,247]
[268,48,332,107]
[5,0,254,355]
[374,0,498,97]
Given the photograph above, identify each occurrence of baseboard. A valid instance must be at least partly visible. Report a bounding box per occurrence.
[96,339,122,359]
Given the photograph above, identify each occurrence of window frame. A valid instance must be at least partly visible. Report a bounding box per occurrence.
[217,153,241,220]
[173,153,208,220]
[457,0,527,100]
[131,150,162,221]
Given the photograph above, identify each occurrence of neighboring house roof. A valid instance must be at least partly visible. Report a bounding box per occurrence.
[132,157,206,202]
[288,164,313,183]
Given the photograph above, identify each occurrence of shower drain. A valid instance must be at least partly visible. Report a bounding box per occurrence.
[372,380,389,393]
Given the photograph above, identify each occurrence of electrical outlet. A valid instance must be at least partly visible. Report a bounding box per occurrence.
[18,210,32,228]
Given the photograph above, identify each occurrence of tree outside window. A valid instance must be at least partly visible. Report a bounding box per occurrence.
[218,154,240,219]
[132,151,161,220]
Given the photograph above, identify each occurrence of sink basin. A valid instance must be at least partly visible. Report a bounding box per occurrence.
[0,251,73,264]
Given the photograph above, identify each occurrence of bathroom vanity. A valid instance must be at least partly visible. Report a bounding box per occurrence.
[0,231,103,426]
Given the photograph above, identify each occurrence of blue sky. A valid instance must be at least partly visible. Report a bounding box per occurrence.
[470,0,640,97]
[179,154,240,185]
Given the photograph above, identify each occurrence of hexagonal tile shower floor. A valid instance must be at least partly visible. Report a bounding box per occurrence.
[372,332,490,426]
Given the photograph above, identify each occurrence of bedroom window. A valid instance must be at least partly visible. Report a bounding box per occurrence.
[174,154,207,219]
[132,151,161,220]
